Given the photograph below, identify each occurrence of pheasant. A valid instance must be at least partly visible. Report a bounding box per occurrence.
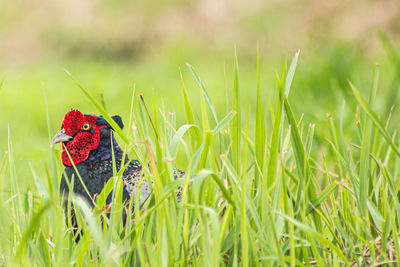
[51,110,182,219]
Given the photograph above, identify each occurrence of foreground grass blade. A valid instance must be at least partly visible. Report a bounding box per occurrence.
[231,50,241,171]
[350,82,400,158]
[255,46,266,185]
[186,63,218,124]
[213,110,236,135]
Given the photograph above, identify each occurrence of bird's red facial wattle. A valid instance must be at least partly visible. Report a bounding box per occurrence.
[51,110,106,166]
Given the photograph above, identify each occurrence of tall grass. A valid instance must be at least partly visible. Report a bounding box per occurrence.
[0,50,399,266]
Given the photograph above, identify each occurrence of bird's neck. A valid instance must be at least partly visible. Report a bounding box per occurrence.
[86,132,124,163]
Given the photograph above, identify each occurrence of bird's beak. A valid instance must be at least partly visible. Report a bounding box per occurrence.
[51,129,72,147]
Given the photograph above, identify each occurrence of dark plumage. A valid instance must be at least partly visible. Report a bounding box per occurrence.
[59,128,149,207]
[51,110,182,235]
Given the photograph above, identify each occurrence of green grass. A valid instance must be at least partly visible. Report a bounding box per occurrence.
[1,46,400,266]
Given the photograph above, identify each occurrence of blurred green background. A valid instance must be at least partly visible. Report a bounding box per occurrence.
[1,0,400,187]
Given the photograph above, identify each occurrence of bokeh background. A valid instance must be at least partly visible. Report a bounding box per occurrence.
[1,0,400,185]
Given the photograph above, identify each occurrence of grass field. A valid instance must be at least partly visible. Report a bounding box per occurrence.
[1,42,400,266]
[1,1,400,264]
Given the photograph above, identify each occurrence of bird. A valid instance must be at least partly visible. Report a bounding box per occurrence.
[51,110,183,234]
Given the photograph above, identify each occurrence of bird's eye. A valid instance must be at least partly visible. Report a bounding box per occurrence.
[82,123,90,130]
